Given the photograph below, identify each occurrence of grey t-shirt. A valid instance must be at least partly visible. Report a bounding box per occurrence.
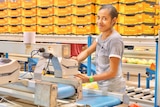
[95,29,126,93]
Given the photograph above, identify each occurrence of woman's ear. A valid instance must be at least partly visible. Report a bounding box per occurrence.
[112,17,117,26]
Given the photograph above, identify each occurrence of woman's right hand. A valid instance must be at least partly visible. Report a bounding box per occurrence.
[71,56,78,60]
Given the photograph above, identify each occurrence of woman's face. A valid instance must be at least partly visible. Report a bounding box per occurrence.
[97,8,116,33]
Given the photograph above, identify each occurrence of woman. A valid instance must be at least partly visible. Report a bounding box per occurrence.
[73,4,126,93]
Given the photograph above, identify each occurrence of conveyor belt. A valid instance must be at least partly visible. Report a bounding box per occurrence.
[77,90,121,107]
[57,84,76,99]
[57,84,121,107]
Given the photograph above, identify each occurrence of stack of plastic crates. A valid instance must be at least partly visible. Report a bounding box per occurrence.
[7,0,22,34]
[72,0,96,35]
[54,0,72,35]
[22,0,37,32]
[118,0,158,36]
[0,0,8,33]
[37,0,54,34]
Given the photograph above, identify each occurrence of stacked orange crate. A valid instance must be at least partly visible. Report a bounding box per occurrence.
[0,0,8,33]
[72,0,96,35]
[95,0,119,34]
[118,0,157,36]
[140,1,156,36]
[8,0,21,8]
[22,0,37,32]
[118,1,140,36]
[154,4,160,36]
[37,0,54,34]
[8,0,22,34]
[54,0,72,35]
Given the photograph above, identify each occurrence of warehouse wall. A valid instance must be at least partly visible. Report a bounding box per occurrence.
[0,0,159,35]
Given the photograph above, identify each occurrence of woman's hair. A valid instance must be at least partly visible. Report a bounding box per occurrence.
[99,4,118,19]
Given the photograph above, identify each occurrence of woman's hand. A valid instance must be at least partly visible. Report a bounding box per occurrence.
[71,56,77,60]
[75,73,89,83]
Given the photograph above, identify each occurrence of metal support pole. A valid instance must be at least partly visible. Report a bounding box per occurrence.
[146,78,150,89]
[127,72,130,81]
[155,30,160,107]
[138,73,141,88]
[87,36,92,76]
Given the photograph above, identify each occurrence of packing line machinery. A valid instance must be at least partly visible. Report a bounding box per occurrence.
[0,41,129,107]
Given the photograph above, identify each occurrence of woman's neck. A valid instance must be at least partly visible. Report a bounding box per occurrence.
[101,29,113,40]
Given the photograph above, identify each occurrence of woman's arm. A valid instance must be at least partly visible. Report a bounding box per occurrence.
[75,57,120,83]
[74,40,97,63]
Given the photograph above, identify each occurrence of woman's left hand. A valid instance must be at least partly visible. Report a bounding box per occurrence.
[75,73,89,83]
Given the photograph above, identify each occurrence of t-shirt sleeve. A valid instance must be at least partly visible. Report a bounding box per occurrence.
[109,38,123,59]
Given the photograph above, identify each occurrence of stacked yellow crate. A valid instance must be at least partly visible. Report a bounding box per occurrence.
[54,0,72,35]
[154,4,160,36]
[8,0,22,34]
[22,0,37,32]
[95,0,119,34]
[72,0,96,35]
[37,0,54,34]
[0,0,8,33]
[118,0,157,36]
